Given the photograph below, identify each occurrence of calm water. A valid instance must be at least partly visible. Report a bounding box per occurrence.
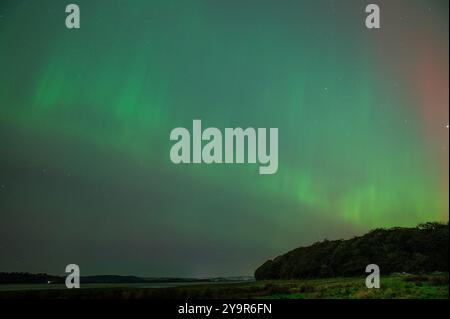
[0,281,250,291]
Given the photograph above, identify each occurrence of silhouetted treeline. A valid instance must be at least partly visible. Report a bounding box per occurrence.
[255,222,449,280]
[0,272,63,284]
[0,273,200,284]
[0,272,250,284]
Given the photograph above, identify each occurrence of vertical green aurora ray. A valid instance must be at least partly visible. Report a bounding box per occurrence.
[0,0,447,276]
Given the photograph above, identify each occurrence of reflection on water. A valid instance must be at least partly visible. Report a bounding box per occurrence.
[0,281,250,291]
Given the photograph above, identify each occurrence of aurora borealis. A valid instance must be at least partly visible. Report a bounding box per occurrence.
[0,0,448,277]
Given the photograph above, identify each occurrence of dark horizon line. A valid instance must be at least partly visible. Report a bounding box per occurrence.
[0,271,255,284]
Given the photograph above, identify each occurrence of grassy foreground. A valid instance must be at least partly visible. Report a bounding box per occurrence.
[0,273,447,299]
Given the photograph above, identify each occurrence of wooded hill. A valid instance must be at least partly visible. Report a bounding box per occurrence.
[255,222,448,280]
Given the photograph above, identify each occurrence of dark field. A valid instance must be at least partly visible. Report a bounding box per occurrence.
[0,273,447,299]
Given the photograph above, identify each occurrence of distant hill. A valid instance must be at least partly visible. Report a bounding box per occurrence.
[255,222,449,280]
[0,273,209,284]
[0,273,253,285]
[0,272,63,284]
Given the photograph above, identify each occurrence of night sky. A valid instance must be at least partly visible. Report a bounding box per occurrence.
[0,0,448,277]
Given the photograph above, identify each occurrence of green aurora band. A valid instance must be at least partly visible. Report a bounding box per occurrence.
[0,0,448,276]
